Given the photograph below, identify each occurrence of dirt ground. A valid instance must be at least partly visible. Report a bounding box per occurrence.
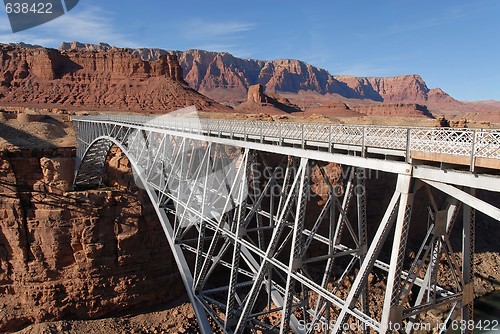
[12,297,207,334]
[0,110,75,149]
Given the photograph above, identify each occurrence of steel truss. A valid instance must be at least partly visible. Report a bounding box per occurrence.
[73,117,500,334]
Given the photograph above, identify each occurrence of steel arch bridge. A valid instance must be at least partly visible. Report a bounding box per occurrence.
[73,113,500,334]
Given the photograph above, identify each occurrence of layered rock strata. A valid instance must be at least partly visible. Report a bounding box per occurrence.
[0,147,182,332]
[0,44,230,113]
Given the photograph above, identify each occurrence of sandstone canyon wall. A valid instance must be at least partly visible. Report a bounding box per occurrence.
[58,42,460,106]
[0,44,230,113]
[173,51,457,108]
[351,103,434,117]
[0,147,182,332]
[5,42,496,122]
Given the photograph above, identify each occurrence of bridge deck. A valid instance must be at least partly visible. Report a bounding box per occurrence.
[73,115,500,171]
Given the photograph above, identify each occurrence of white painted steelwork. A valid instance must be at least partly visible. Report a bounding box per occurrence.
[73,115,500,334]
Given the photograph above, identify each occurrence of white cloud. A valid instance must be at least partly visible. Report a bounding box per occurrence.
[0,3,138,48]
[359,1,500,41]
[182,19,254,40]
[179,19,255,57]
[300,17,331,69]
[336,64,394,77]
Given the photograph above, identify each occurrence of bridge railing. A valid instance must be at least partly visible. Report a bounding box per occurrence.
[73,115,500,165]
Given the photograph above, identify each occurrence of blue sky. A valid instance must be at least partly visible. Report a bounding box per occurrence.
[1,0,499,101]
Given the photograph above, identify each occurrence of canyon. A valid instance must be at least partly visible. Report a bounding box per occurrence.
[0,41,499,332]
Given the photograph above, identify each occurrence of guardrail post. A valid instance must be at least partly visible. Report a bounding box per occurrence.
[328,125,332,153]
[301,124,305,149]
[470,129,477,172]
[406,128,411,163]
[279,122,282,146]
[260,122,263,143]
[361,127,366,158]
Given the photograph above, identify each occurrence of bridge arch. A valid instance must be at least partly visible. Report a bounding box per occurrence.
[74,136,115,189]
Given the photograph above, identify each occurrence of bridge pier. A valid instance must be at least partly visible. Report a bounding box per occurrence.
[72,115,500,334]
[461,189,475,334]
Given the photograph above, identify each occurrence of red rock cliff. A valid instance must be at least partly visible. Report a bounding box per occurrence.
[0,44,230,113]
[57,43,475,116]
[0,147,183,332]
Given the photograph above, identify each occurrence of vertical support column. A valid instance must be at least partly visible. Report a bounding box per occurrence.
[461,188,476,333]
[194,144,212,283]
[225,149,250,331]
[380,175,414,333]
[356,168,368,334]
[332,176,402,334]
[280,158,309,334]
[333,167,354,243]
[309,164,339,330]
[234,158,304,334]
